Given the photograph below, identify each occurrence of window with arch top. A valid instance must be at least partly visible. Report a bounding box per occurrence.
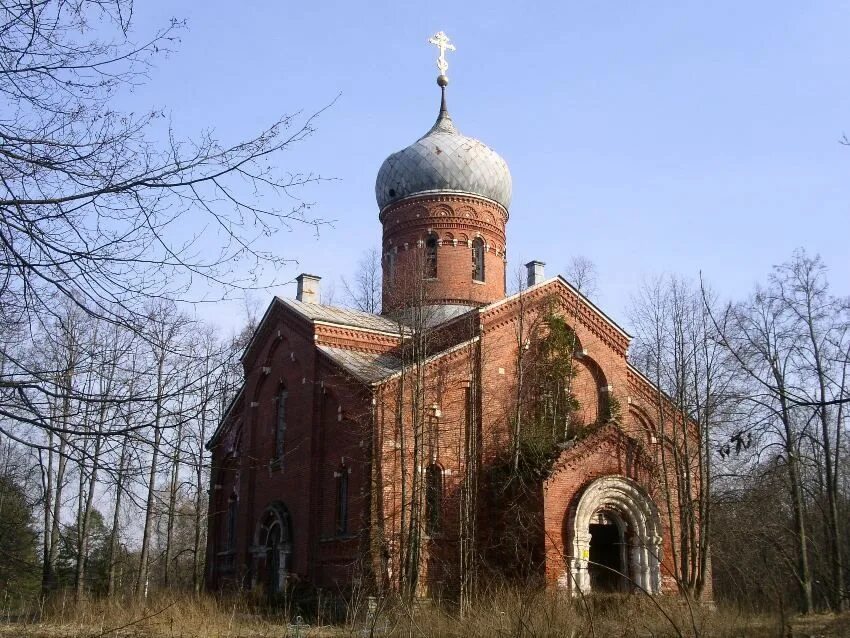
[226,493,238,551]
[335,465,349,535]
[274,386,288,460]
[472,237,485,282]
[424,233,438,279]
[425,464,443,536]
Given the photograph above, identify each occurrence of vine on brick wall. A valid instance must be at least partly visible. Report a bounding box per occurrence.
[512,310,582,478]
[484,308,586,580]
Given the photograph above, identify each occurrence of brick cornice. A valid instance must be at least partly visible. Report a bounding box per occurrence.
[314,324,401,353]
[379,192,508,225]
[385,218,507,246]
[481,280,631,357]
[545,423,656,482]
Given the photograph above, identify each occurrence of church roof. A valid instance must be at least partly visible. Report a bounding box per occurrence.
[277,297,401,334]
[375,90,512,211]
[317,346,403,384]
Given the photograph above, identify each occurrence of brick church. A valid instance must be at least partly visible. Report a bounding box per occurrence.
[206,37,700,600]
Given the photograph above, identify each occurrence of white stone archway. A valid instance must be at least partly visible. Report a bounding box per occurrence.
[563,476,662,595]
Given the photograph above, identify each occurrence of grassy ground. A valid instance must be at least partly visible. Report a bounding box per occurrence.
[1,591,848,637]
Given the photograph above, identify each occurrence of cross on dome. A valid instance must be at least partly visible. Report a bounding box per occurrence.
[428,31,455,79]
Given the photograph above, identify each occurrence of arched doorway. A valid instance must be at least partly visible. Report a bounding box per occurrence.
[588,510,626,592]
[252,503,292,596]
[566,476,662,595]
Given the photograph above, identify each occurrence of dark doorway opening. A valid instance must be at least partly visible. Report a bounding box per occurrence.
[589,521,625,592]
[267,525,281,596]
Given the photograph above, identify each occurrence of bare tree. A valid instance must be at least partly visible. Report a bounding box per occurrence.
[135,303,193,598]
[565,256,599,300]
[708,268,816,613]
[342,248,382,314]
[769,252,848,611]
[630,275,731,599]
[37,301,85,593]
[0,0,329,452]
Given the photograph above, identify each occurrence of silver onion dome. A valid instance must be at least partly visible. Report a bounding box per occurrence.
[375,90,512,211]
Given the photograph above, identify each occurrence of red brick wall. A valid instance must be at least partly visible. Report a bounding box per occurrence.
[207,280,704,599]
[381,194,508,309]
[207,304,374,592]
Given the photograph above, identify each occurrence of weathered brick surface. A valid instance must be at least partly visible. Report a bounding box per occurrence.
[206,266,704,601]
[381,194,508,310]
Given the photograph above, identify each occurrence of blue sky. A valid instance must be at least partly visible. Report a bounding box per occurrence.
[126,1,850,332]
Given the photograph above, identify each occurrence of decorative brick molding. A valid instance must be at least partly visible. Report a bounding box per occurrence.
[381,193,508,310]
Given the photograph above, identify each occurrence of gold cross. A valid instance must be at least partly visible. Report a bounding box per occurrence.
[428,31,456,76]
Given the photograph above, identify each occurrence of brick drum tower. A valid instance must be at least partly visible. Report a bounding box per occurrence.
[376,76,511,311]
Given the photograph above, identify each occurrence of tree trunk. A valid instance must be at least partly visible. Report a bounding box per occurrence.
[107,435,129,597]
[164,412,184,588]
[136,353,165,598]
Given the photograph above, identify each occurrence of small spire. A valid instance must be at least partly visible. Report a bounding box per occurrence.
[423,84,455,136]
[426,32,456,136]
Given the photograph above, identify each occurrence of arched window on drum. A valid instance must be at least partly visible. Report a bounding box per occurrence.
[425,233,438,279]
[472,237,485,282]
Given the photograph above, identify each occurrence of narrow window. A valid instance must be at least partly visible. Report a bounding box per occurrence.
[274,387,287,459]
[472,237,485,282]
[425,234,438,279]
[335,467,349,535]
[226,494,238,551]
[386,251,396,283]
[425,464,442,536]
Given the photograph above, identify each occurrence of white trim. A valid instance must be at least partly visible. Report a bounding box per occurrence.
[562,476,662,596]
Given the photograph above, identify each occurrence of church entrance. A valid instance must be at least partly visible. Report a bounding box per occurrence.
[588,512,626,592]
[565,476,662,595]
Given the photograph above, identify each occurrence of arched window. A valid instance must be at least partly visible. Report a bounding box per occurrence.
[226,493,238,551]
[472,237,485,282]
[425,464,443,536]
[274,386,287,459]
[335,466,349,536]
[424,233,438,279]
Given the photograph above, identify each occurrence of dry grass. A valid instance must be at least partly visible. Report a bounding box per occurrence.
[1,589,848,637]
[0,592,299,637]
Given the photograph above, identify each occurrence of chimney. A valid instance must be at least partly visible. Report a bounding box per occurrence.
[296,273,321,304]
[525,260,546,287]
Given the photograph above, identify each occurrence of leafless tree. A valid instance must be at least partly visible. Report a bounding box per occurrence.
[630,275,732,599]
[769,252,849,611]
[135,302,193,598]
[0,0,329,453]
[708,251,850,612]
[565,256,599,300]
[342,248,382,314]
